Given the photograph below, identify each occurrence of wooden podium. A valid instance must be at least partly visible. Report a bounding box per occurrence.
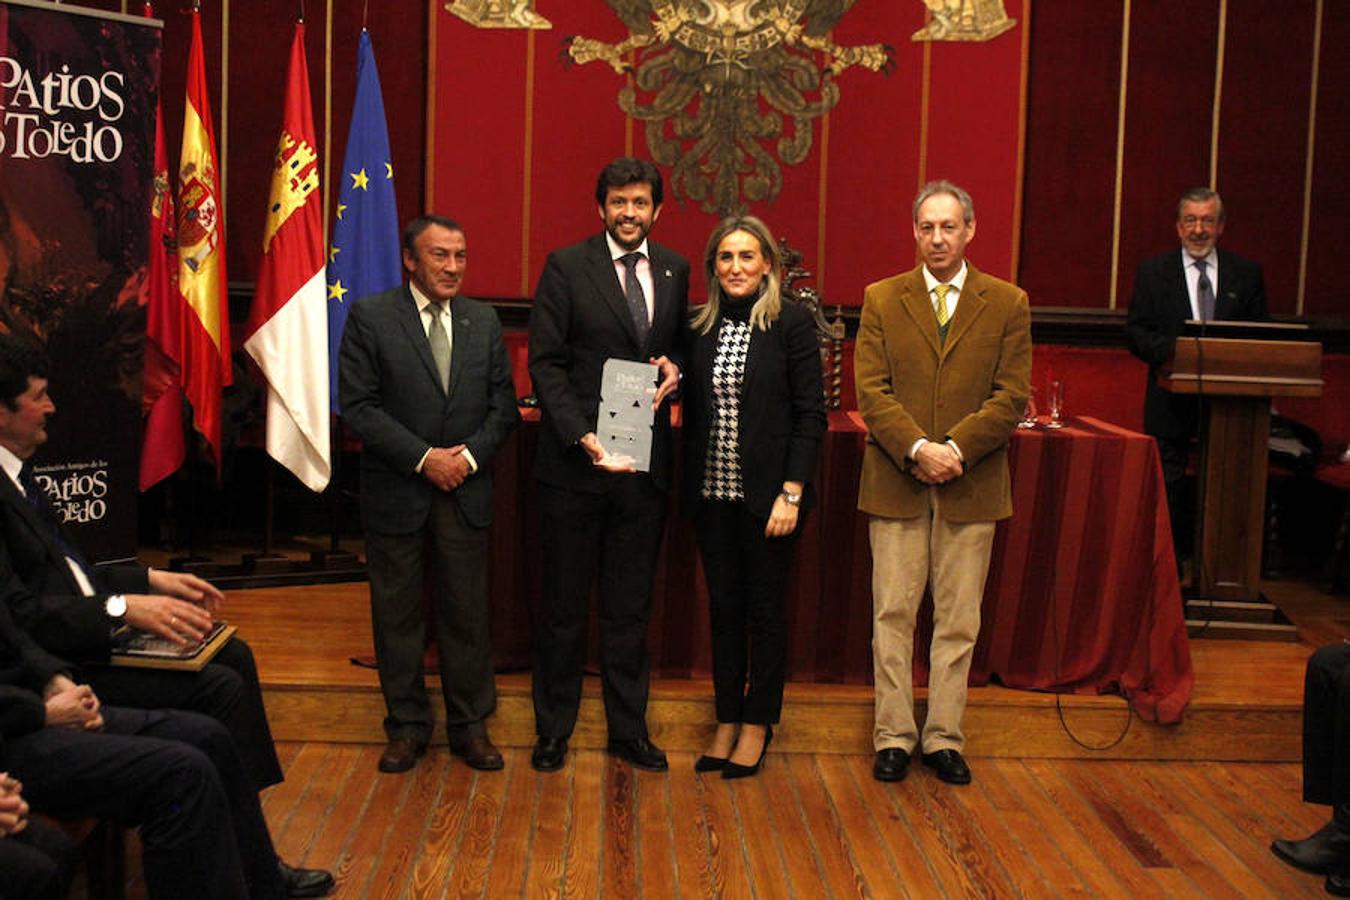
[1160,333,1322,604]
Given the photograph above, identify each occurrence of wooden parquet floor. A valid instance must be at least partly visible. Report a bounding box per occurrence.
[117,747,1329,898]
[103,575,1348,897]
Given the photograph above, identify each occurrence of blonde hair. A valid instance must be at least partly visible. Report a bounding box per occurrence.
[691,215,783,335]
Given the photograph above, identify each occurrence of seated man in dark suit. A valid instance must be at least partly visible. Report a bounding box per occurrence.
[1273,642,1350,896]
[0,771,76,900]
[1125,187,1268,554]
[0,333,332,896]
[0,584,303,899]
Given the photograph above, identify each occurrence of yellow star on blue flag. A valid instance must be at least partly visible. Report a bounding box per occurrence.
[328,30,401,413]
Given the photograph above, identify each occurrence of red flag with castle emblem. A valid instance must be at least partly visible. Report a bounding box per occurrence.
[139,2,185,491]
[243,23,330,491]
[176,9,232,475]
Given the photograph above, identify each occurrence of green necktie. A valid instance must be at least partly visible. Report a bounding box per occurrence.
[428,304,450,392]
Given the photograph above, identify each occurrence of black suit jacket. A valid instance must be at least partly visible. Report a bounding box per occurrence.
[0,592,69,746]
[339,285,521,534]
[1126,248,1268,439]
[528,233,690,492]
[0,475,148,661]
[681,302,827,519]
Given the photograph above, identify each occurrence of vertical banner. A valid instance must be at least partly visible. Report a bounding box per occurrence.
[0,1,160,562]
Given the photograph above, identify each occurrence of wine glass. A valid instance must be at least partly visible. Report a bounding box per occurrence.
[1017,386,1038,429]
[1045,380,1065,429]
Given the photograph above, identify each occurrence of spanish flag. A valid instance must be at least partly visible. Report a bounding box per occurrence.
[139,4,185,491]
[176,9,231,474]
[243,23,330,491]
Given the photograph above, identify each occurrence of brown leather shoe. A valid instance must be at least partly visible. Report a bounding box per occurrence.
[451,735,504,771]
[378,738,426,773]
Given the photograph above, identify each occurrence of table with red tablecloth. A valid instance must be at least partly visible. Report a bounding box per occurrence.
[480,411,1194,723]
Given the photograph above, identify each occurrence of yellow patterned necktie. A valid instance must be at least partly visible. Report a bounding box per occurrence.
[933,283,952,327]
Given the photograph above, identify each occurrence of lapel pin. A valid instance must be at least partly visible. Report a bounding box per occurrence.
[664,269,672,277]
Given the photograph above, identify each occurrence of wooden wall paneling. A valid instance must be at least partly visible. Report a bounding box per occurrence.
[1214,0,1315,316]
[1017,0,1125,308]
[1304,0,1349,317]
[1114,0,1220,307]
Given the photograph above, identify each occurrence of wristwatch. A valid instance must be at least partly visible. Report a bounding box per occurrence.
[104,594,127,623]
[779,490,802,507]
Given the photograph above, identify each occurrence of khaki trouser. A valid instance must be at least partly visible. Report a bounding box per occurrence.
[869,489,996,754]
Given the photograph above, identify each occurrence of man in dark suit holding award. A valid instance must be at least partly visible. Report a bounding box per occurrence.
[856,180,1031,787]
[527,158,688,772]
[1126,188,1268,546]
[340,215,520,775]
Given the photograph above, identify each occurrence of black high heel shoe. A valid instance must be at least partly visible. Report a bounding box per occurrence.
[722,726,772,780]
[694,754,728,773]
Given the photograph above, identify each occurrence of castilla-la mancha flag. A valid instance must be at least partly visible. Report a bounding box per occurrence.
[176,9,231,475]
[244,23,330,491]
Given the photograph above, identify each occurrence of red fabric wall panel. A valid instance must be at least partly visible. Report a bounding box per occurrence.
[1304,2,1350,317]
[431,4,1027,305]
[823,2,927,303]
[224,3,329,284]
[1114,0,1220,307]
[924,6,1026,282]
[430,19,529,298]
[1018,0,1123,307]
[1216,0,1315,314]
[526,7,631,296]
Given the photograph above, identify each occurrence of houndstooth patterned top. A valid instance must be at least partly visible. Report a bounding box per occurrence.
[701,318,752,501]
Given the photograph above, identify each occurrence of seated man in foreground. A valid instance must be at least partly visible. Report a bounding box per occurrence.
[0,586,313,898]
[1273,643,1350,896]
[0,333,331,895]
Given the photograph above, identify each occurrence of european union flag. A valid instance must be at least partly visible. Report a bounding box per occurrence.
[328,29,400,413]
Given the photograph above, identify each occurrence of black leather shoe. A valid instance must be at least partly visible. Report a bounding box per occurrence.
[531,736,568,772]
[723,726,772,780]
[872,747,910,782]
[606,737,669,771]
[1328,872,1350,896]
[921,749,972,785]
[377,738,426,774]
[279,860,335,897]
[1273,820,1350,874]
[694,754,728,773]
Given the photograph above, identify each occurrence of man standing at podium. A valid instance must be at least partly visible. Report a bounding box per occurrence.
[856,180,1031,787]
[1126,188,1268,551]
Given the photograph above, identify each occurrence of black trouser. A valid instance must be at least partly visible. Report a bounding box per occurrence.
[695,500,798,725]
[84,636,285,791]
[1157,435,1194,557]
[1304,643,1350,809]
[2,707,285,899]
[0,817,77,900]
[532,477,666,741]
[366,494,497,746]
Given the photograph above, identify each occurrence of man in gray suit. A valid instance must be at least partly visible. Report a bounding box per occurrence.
[339,215,520,774]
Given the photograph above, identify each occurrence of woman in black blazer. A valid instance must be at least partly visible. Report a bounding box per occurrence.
[683,216,827,778]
